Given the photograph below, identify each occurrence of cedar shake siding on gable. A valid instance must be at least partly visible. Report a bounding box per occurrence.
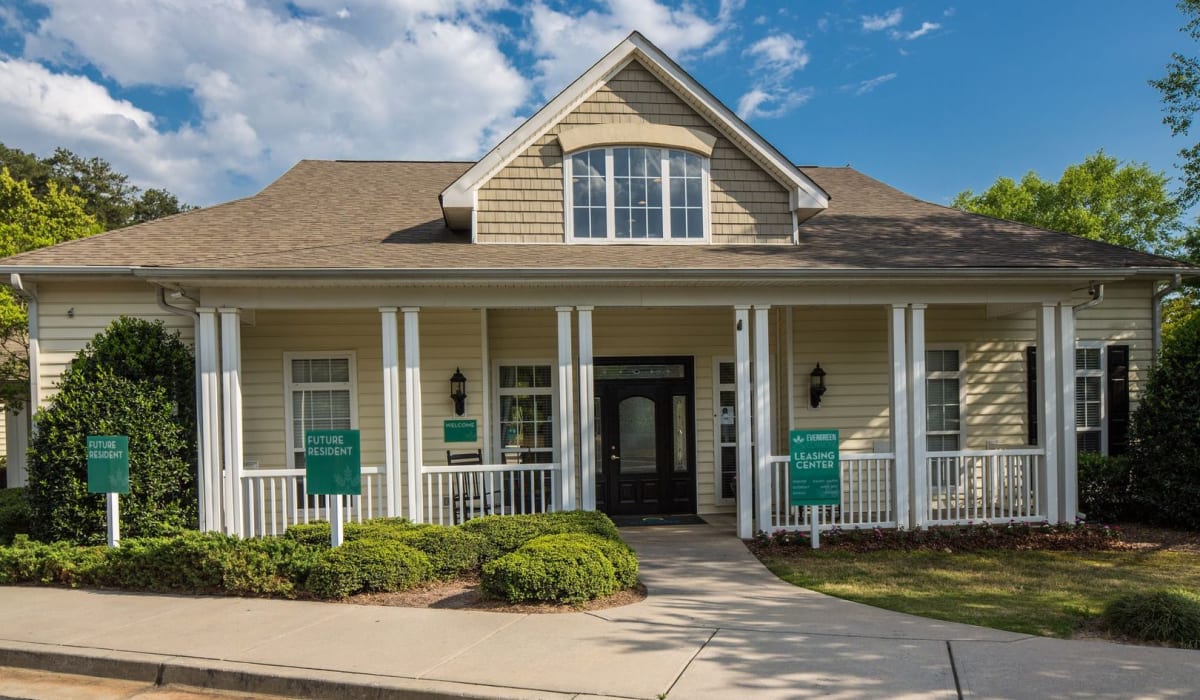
[476,60,794,244]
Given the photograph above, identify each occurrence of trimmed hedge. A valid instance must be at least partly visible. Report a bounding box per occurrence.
[0,488,30,545]
[483,536,617,604]
[460,510,621,561]
[306,538,431,599]
[528,533,639,589]
[284,520,483,578]
[1078,453,1138,523]
[1104,589,1200,648]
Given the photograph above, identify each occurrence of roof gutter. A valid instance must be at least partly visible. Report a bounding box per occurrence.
[1152,273,1184,362]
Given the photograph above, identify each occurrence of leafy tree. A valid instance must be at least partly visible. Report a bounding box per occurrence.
[0,169,101,408]
[25,319,197,543]
[44,147,139,230]
[1150,0,1200,207]
[132,188,194,224]
[952,151,1188,256]
[1129,311,1200,530]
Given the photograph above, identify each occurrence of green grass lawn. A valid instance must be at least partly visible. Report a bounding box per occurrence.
[757,548,1200,638]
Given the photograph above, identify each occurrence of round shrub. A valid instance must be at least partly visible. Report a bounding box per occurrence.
[529,533,638,589]
[482,537,617,604]
[395,526,485,579]
[1103,589,1200,647]
[0,487,31,545]
[1130,312,1200,529]
[283,522,332,546]
[306,538,431,599]
[461,510,621,562]
[1078,453,1137,523]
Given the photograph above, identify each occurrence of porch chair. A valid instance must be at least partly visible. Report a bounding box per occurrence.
[446,449,497,523]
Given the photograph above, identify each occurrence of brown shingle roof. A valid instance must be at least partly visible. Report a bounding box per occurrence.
[0,160,1191,274]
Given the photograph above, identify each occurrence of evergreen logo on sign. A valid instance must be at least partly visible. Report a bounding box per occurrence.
[305,430,361,495]
[87,435,130,494]
[789,430,841,507]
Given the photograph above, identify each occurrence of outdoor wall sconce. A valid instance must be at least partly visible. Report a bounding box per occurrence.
[809,363,827,408]
[449,368,467,416]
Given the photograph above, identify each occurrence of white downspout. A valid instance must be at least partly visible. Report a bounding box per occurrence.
[1073,283,1104,314]
[1151,274,1183,362]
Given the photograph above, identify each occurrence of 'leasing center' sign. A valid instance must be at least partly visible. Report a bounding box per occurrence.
[789,429,841,507]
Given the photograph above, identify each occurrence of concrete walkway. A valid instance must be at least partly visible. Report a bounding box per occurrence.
[0,521,1196,699]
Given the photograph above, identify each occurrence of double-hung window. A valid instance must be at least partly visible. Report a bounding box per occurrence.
[496,363,555,464]
[285,353,357,468]
[1075,343,1104,454]
[565,147,709,242]
[926,348,963,453]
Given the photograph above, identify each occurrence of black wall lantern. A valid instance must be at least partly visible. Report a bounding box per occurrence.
[450,367,467,416]
[809,363,827,408]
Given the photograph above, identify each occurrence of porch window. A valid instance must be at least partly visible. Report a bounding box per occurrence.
[1075,344,1104,454]
[714,359,752,504]
[497,364,555,464]
[565,147,709,242]
[925,348,962,453]
[284,353,357,468]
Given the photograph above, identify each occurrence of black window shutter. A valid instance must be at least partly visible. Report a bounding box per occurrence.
[1107,345,1130,456]
[1026,346,1038,445]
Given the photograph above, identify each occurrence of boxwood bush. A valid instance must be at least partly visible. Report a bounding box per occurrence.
[460,510,621,561]
[528,533,639,589]
[0,488,30,545]
[306,538,431,599]
[1078,453,1138,523]
[1104,589,1200,648]
[482,536,617,604]
[285,520,483,579]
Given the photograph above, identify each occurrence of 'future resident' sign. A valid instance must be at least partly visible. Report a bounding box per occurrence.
[87,435,130,494]
[305,429,361,495]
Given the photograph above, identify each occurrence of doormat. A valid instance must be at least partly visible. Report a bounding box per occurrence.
[610,514,708,527]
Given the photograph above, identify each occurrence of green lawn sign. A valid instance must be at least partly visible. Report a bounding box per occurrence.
[87,435,129,494]
[305,430,361,496]
[444,419,477,443]
[789,430,841,507]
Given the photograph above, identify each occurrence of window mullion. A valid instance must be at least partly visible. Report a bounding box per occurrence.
[661,149,672,238]
[605,148,615,239]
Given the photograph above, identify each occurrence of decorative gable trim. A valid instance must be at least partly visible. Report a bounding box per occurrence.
[440,32,829,234]
[557,124,717,157]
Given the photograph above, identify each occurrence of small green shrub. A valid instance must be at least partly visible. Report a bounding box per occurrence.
[528,533,638,589]
[482,537,617,604]
[1078,453,1138,523]
[94,531,295,595]
[283,518,420,548]
[0,488,31,545]
[0,535,105,585]
[283,522,332,546]
[1104,589,1200,647]
[305,538,431,599]
[395,526,485,579]
[461,510,621,562]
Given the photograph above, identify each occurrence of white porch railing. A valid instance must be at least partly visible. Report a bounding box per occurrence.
[925,449,1045,525]
[240,466,389,538]
[421,463,560,526]
[768,453,897,531]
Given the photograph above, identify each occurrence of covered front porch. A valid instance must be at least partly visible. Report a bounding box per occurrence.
[182,281,1083,540]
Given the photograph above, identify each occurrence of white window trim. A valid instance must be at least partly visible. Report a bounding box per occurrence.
[1075,341,1107,455]
[713,357,737,506]
[492,359,558,464]
[563,146,712,244]
[925,344,966,452]
[283,351,360,469]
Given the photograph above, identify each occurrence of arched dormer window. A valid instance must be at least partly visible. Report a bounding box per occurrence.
[564,146,710,243]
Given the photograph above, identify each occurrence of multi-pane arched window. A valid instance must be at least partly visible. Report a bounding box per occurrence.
[565,147,709,242]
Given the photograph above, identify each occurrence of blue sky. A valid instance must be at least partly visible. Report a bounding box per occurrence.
[0,1,1192,209]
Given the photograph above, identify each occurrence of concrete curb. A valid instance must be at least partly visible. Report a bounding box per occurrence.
[0,641,621,700]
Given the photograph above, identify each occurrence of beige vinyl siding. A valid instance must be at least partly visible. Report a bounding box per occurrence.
[36,281,194,406]
[477,60,793,244]
[1073,281,1154,407]
[789,307,891,453]
[415,310,485,464]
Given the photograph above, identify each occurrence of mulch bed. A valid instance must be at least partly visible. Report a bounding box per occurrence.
[346,576,647,613]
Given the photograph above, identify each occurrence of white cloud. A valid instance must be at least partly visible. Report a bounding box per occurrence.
[851,72,898,96]
[891,21,942,40]
[861,8,902,31]
[744,34,809,80]
[10,0,529,204]
[736,86,811,120]
[525,0,733,97]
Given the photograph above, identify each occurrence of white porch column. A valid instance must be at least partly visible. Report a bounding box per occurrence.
[734,305,753,539]
[403,307,423,522]
[577,306,596,511]
[380,307,402,517]
[196,308,222,533]
[887,304,911,529]
[1057,303,1078,522]
[906,304,927,528]
[219,308,244,536]
[556,307,577,511]
[1037,303,1061,523]
[752,306,773,534]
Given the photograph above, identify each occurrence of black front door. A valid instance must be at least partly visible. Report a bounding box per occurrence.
[595,358,696,516]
